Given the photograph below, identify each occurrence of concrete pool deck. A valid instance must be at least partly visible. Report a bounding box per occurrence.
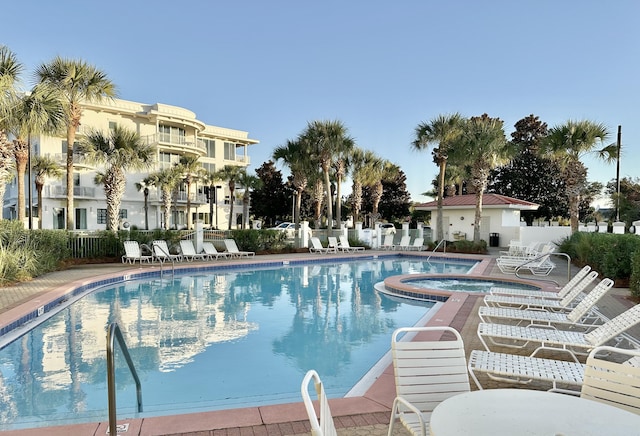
[0,249,638,435]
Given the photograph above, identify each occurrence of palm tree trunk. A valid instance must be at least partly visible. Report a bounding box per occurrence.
[228,187,235,230]
[322,166,333,229]
[66,124,76,230]
[186,182,192,230]
[15,148,27,223]
[436,160,447,241]
[36,184,43,229]
[474,191,483,243]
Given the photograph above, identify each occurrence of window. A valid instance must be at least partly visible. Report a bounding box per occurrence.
[108,121,117,131]
[76,208,87,230]
[74,173,80,186]
[62,140,80,153]
[119,209,128,219]
[159,152,180,169]
[202,138,215,158]
[224,142,236,160]
[158,125,186,144]
[97,209,107,224]
[201,162,216,174]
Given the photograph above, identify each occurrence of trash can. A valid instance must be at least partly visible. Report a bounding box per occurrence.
[489,233,499,247]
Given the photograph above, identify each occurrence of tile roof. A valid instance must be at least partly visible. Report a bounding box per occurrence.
[415,193,539,210]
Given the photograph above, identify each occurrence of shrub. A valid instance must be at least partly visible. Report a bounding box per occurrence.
[630,250,640,299]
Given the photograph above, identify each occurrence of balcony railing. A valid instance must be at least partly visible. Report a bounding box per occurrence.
[175,192,208,204]
[51,153,94,169]
[47,185,96,198]
[144,133,206,154]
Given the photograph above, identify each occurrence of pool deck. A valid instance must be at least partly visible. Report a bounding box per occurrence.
[0,248,638,436]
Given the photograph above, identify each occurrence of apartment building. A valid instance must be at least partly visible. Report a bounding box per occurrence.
[2,98,259,230]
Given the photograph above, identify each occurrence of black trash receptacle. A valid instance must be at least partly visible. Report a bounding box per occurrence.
[489,233,499,247]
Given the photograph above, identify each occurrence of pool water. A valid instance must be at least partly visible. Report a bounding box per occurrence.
[407,277,538,293]
[0,256,475,430]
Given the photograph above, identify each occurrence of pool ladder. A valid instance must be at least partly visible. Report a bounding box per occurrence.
[107,322,142,436]
[426,239,447,262]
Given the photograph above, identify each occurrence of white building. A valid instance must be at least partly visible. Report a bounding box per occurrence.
[2,98,259,230]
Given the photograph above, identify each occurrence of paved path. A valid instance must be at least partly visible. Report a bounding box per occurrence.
[0,250,638,436]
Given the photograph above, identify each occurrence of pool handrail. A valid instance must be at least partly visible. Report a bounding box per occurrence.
[426,239,447,262]
[107,322,143,436]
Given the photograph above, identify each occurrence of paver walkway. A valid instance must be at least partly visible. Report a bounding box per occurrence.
[0,249,637,436]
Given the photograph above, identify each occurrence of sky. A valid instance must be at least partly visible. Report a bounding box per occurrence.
[3,1,638,205]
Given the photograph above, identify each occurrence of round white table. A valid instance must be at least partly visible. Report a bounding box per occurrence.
[429,389,640,436]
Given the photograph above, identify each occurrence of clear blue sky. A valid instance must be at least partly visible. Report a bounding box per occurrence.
[4,0,638,203]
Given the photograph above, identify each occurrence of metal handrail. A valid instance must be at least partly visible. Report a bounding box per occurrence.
[152,242,175,278]
[107,322,142,436]
[514,251,572,286]
[426,239,447,261]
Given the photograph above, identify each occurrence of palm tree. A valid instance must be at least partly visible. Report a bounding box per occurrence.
[32,155,63,229]
[301,120,354,230]
[454,114,509,243]
[36,57,116,230]
[135,176,154,230]
[543,120,610,233]
[147,166,183,230]
[238,171,262,229]
[0,46,21,217]
[0,130,15,210]
[273,139,312,241]
[350,148,383,224]
[80,126,154,232]
[214,165,244,229]
[332,140,354,229]
[370,161,398,221]
[6,85,65,223]
[412,113,465,241]
[175,155,203,229]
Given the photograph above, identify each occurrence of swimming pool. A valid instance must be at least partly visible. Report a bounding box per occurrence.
[0,256,476,430]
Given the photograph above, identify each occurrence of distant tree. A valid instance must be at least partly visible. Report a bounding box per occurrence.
[32,155,63,229]
[147,166,182,230]
[412,113,465,240]
[175,155,204,229]
[488,115,569,224]
[606,177,640,225]
[364,168,411,222]
[214,165,244,230]
[252,161,289,227]
[453,114,510,243]
[542,120,611,233]
[238,171,262,229]
[349,148,383,224]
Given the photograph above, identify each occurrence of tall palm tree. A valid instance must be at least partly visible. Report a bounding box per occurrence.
[175,155,203,229]
[32,155,63,229]
[238,171,262,229]
[214,165,244,229]
[0,46,21,217]
[332,140,354,229]
[543,120,610,233]
[80,126,154,232]
[273,139,313,240]
[7,85,65,223]
[147,166,182,230]
[301,120,354,230]
[454,114,509,243]
[0,131,15,210]
[370,161,398,220]
[135,176,154,230]
[412,113,465,241]
[350,148,383,224]
[36,57,116,230]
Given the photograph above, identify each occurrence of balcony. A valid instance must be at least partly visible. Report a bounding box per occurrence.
[175,192,208,205]
[51,153,95,170]
[144,133,206,156]
[46,185,97,199]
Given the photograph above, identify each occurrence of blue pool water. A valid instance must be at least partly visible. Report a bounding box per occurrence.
[0,256,475,430]
[406,277,538,293]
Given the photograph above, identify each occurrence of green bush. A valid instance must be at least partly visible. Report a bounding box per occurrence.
[630,250,640,298]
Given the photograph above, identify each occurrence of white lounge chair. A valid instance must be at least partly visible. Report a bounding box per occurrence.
[469,345,640,396]
[309,237,337,254]
[122,240,152,264]
[483,271,597,311]
[394,235,411,251]
[388,326,471,436]
[223,239,255,257]
[327,236,341,251]
[339,235,364,252]
[479,278,614,329]
[380,234,395,250]
[489,265,593,299]
[152,240,183,262]
[477,303,640,361]
[301,370,338,436]
[202,242,228,260]
[179,240,207,261]
[581,345,640,414]
[406,237,426,251]
[496,244,556,275]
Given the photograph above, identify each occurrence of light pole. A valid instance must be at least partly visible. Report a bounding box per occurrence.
[215,185,222,229]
